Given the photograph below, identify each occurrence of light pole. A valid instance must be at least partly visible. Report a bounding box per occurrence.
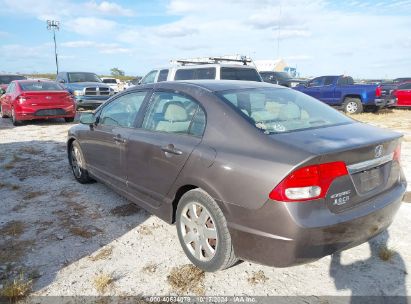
[47,20,60,75]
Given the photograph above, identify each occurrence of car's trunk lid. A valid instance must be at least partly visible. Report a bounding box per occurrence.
[271,122,403,212]
[21,91,71,106]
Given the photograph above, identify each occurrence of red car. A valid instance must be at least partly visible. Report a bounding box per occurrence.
[0,80,76,126]
[392,82,411,107]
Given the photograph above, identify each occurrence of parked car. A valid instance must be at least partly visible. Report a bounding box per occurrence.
[392,82,411,107]
[67,80,406,272]
[140,57,262,85]
[380,78,411,99]
[56,72,114,109]
[0,80,76,126]
[294,75,392,114]
[0,74,27,93]
[101,77,121,93]
[260,71,305,87]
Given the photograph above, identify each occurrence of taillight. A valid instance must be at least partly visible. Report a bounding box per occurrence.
[17,96,27,104]
[375,86,382,97]
[269,161,348,202]
[393,144,401,163]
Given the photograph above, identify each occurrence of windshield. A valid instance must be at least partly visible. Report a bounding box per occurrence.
[275,72,292,80]
[102,79,117,84]
[20,81,64,91]
[0,75,26,84]
[218,87,353,134]
[220,68,262,82]
[68,73,102,83]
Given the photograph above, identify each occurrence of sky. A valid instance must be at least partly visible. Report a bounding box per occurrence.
[0,0,410,78]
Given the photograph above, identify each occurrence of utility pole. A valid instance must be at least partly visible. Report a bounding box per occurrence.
[47,20,60,75]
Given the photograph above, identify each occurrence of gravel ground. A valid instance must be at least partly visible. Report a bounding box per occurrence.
[0,109,410,299]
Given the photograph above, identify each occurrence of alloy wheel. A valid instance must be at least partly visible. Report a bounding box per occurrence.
[180,202,218,261]
[346,101,358,114]
[71,145,83,178]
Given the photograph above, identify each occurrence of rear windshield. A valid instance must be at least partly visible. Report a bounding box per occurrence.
[175,68,216,80]
[218,88,352,134]
[20,82,64,91]
[220,67,262,82]
[102,79,117,84]
[0,75,26,84]
[68,73,102,83]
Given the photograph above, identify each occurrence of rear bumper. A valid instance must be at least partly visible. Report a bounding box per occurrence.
[14,104,76,121]
[374,97,397,107]
[225,181,406,267]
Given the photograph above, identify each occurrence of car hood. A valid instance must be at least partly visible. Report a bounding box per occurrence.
[67,82,110,89]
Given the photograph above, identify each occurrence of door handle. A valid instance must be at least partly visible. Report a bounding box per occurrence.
[113,135,127,144]
[161,144,183,155]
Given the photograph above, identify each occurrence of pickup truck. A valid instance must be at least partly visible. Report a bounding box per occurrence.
[294,75,392,114]
[56,72,114,109]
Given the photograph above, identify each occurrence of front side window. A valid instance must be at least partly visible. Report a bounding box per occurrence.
[220,67,262,82]
[309,77,324,87]
[157,69,169,82]
[143,92,206,135]
[324,77,335,86]
[20,81,64,91]
[218,88,352,134]
[141,70,158,84]
[99,91,147,128]
[102,79,117,84]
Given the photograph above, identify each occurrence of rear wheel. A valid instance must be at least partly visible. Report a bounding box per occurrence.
[69,141,93,184]
[343,98,363,114]
[176,189,237,272]
[11,108,21,126]
[65,117,75,123]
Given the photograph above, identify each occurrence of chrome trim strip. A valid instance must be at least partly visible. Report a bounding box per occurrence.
[347,153,394,174]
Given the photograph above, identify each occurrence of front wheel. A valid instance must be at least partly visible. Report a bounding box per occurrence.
[176,189,237,272]
[343,98,363,114]
[69,141,93,184]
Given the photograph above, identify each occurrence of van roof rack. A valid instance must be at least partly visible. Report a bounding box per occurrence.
[171,55,254,66]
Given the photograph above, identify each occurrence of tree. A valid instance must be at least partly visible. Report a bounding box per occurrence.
[110,68,125,77]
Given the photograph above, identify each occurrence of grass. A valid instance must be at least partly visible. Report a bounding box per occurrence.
[69,227,94,239]
[378,246,396,261]
[23,191,46,200]
[0,275,32,301]
[110,203,140,216]
[93,272,114,294]
[18,146,43,155]
[0,221,26,238]
[247,270,269,285]
[0,182,20,191]
[3,153,24,170]
[167,264,205,295]
[142,263,158,274]
[0,240,35,264]
[351,109,411,130]
[90,246,113,262]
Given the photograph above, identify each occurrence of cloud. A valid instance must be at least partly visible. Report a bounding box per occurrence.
[61,40,132,54]
[154,23,198,37]
[66,17,118,35]
[85,1,135,16]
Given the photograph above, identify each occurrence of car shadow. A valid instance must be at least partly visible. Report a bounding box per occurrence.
[329,230,408,303]
[0,139,152,292]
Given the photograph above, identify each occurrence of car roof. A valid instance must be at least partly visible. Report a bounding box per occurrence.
[154,80,282,92]
[14,79,56,83]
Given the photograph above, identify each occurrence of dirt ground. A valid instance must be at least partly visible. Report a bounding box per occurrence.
[0,109,410,299]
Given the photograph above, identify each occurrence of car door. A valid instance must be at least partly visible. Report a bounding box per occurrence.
[125,90,206,208]
[319,76,337,104]
[304,77,324,100]
[2,82,15,115]
[81,91,148,190]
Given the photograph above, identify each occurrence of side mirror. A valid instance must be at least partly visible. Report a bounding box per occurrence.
[80,113,97,125]
[58,79,66,84]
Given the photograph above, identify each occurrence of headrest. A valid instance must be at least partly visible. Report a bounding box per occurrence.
[164,102,188,121]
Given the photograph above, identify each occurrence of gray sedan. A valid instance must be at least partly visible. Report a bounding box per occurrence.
[67,80,406,271]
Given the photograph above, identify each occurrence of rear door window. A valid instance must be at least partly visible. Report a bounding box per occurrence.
[174,68,216,80]
[157,69,169,82]
[220,68,262,82]
[323,77,335,86]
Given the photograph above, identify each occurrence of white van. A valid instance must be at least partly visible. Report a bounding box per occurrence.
[140,57,262,85]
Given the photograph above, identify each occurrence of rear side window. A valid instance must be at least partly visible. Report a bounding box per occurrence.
[218,88,352,134]
[20,82,63,91]
[220,68,262,82]
[157,69,169,82]
[338,77,354,86]
[174,68,216,80]
[99,91,147,128]
[143,92,206,136]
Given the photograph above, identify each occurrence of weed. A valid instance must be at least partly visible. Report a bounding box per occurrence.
[142,263,157,274]
[247,270,269,285]
[0,221,25,238]
[93,272,114,294]
[90,246,113,262]
[0,275,32,301]
[378,246,396,262]
[23,191,46,200]
[167,264,205,295]
[110,203,140,216]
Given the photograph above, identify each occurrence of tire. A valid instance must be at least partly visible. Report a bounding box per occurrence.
[65,117,75,123]
[176,189,237,272]
[11,108,21,126]
[342,97,363,114]
[0,105,8,118]
[69,140,93,184]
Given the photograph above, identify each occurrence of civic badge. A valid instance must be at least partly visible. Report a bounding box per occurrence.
[375,145,383,158]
